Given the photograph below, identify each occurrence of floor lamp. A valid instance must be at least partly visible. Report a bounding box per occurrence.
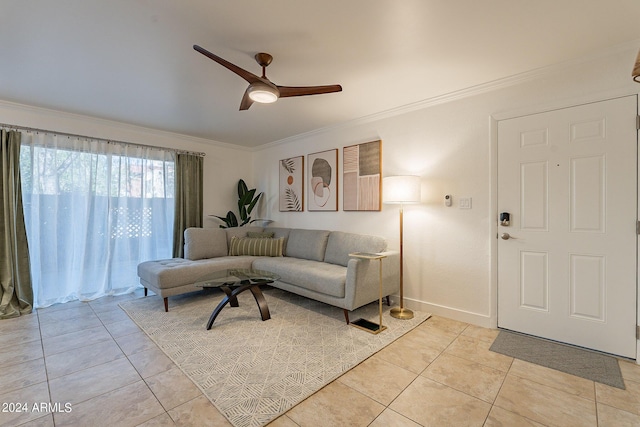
[383,175,421,320]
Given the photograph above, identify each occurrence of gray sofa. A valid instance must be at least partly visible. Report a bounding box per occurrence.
[137,226,400,323]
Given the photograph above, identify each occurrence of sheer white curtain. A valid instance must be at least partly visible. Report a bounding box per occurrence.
[19,132,175,307]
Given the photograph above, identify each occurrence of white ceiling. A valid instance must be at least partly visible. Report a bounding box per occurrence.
[2,1,640,148]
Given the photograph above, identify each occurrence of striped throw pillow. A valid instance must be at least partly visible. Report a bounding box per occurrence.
[228,236,284,257]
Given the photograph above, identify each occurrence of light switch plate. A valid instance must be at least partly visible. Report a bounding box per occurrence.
[459,197,472,209]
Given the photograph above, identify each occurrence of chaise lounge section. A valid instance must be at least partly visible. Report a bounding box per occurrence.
[137,226,400,323]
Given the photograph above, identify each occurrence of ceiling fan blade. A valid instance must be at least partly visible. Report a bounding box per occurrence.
[277,84,342,98]
[239,88,254,111]
[193,45,261,84]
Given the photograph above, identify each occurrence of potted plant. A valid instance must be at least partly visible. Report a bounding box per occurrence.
[214,179,262,228]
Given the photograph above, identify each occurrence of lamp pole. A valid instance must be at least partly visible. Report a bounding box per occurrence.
[390,203,414,319]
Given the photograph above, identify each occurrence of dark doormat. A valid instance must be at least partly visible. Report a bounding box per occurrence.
[490,330,625,389]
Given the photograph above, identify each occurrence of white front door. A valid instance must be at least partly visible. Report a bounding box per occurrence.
[497,96,637,358]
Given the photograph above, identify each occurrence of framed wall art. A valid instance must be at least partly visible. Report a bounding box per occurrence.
[279,156,304,211]
[343,140,382,211]
[308,149,338,211]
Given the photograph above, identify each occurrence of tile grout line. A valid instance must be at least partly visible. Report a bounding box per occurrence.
[34,308,56,426]
[18,301,640,426]
[27,297,153,426]
[364,320,471,427]
[88,298,174,426]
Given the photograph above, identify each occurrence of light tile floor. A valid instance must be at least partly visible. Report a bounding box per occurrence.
[2,289,640,426]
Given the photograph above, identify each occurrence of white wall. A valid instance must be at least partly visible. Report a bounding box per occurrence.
[252,43,640,327]
[0,100,253,229]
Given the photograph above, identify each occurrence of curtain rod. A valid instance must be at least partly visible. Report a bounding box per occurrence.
[0,122,206,157]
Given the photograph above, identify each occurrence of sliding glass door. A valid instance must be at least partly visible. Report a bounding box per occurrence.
[19,132,175,307]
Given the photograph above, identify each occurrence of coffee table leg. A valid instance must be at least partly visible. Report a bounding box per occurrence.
[206,284,272,329]
[206,295,233,330]
[249,285,271,321]
[220,285,239,307]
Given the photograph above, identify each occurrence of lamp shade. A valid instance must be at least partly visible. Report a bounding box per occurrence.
[633,48,640,83]
[383,175,421,204]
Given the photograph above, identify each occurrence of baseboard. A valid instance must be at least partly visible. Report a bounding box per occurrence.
[390,296,496,329]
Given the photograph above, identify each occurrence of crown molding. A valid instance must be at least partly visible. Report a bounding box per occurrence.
[0,99,250,152]
[257,39,640,152]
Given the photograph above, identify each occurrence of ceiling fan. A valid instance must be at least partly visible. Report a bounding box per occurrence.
[193,45,342,110]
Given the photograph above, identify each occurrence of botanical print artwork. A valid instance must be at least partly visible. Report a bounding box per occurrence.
[308,149,338,211]
[343,140,381,211]
[279,156,304,211]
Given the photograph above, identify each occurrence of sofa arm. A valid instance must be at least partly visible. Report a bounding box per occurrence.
[344,250,400,310]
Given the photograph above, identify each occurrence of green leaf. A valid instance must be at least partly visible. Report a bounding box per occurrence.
[238,179,248,198]
[242,189,256,205]
[212,214,228,224]
[226,211,238,227]
[246,192,262,215]
[239,204,248,221]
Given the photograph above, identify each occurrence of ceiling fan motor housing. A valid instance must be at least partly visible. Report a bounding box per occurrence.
[255,53,273,68]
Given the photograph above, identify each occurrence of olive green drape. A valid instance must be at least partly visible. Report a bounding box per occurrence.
[172,153,203,258]
[0,130,33,319]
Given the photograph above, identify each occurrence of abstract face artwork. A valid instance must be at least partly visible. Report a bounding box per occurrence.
[311,158,331,207]
[308,149,338,211]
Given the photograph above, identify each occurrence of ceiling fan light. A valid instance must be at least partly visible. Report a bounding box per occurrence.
[633,48,640,83]
[247,83,279,103]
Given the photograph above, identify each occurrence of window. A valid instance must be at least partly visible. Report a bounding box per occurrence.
[20,132,175,307]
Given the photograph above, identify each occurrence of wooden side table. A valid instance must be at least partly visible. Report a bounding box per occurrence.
[348,252,387,334]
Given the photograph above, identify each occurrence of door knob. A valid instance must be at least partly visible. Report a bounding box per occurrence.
[501,233,511,240]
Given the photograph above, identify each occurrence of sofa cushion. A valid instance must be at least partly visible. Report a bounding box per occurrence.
[228,236,284,257]
[252,257,347,298]
[184,228,228,260]
[286,229,330,261]
[324,231,387,267]
[138,256,257,289]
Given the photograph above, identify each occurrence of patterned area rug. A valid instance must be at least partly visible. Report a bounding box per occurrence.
[120,288,430,427]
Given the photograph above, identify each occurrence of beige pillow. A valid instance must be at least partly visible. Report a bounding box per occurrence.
[228,236,284,257]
